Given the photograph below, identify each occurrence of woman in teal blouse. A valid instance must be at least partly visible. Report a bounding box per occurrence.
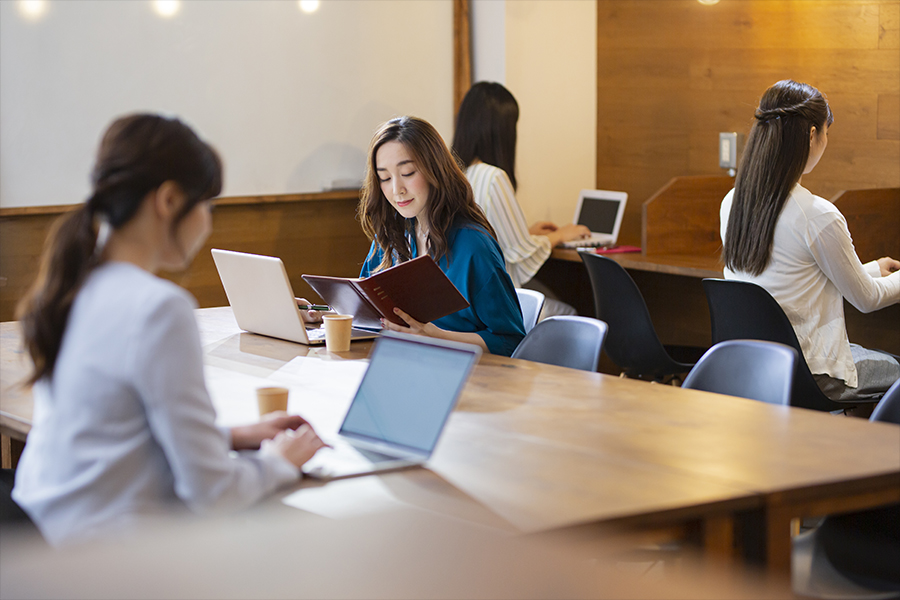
[358,116,525,356]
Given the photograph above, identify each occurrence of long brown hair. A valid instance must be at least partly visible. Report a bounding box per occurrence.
[452,82,520,190]
[723,80,833,275]
[359,116,495,272]
[16,113,222,384]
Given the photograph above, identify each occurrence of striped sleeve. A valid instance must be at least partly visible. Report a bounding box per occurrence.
[467,164,552,288]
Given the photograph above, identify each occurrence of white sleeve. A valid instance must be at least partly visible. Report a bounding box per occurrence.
[807,211,900,314]
[131,294,299,514]
[863,260,882,278]
[480,170,551,287]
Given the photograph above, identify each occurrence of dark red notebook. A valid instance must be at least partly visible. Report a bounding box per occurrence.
[302,255,469,330]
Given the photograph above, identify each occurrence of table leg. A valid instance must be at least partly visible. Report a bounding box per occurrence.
[765,505,794,575]
[1,434,25,470]
[702,514,735,566]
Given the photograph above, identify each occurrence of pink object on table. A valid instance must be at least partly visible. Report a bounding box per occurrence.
[594,245,642,254]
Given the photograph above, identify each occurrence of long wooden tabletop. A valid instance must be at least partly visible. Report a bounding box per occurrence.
[551,248,724,278]
[2,307,899,574]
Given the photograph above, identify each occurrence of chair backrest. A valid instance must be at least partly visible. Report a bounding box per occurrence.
[870,379,900,424]
[580,252,691,378]
[515,288,545,334]
[682,340,797,405]
[702,278,853,412]
[511,316,608,372]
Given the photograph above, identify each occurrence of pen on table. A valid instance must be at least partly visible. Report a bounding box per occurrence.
[298,304,330,311]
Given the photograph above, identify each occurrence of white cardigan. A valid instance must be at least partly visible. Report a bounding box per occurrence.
[720,184,900,387]
[13,262,299,546]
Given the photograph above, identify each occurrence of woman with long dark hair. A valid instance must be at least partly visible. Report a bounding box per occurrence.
[13,114,326,546]
[452,82,589,294]
[721,80,900,401]
[359,116,525,356]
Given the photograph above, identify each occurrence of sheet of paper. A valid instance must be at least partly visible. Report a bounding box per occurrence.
[281,477,407,519]
[205,365,274,428]
[268,357,368,433]
[206,356,369,432]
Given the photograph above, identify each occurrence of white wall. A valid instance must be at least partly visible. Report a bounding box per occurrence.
[505,1,596,226]
[0,0,453,208]
[471,0,505,84]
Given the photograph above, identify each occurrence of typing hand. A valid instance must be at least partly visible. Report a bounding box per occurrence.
[547,223,592,247]
[230,413,310,451]
[295,297,329,323]
[876,257,900,277]
[266,424,330,469]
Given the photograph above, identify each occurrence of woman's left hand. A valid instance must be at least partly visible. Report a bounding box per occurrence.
[876,257,900,277]
[230,413,310,451]
[381,307,441,338]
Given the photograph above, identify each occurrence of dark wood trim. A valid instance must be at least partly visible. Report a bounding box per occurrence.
[0,189,361,218]
[453,0,472,116]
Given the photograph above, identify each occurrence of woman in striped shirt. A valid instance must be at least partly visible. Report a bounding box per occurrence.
[452,82,589,316]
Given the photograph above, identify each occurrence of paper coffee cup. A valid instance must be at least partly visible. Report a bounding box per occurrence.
[322,314,353,352]
[256,386,289,416]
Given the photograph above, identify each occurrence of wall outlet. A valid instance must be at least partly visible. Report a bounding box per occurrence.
[719,132,738,169]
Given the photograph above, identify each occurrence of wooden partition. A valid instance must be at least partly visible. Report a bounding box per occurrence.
[833,187,900,262]
[642,175,734,259]
[597,0,900,248]
[0,191,372,323]
[832,187,900,356]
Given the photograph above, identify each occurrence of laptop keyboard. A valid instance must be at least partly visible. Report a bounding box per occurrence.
[319,438,397,464]
[307,327,327,340]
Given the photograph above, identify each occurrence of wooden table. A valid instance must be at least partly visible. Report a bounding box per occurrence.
[543,179,900,357]
[2,307,899,575]
[542,248,721,353]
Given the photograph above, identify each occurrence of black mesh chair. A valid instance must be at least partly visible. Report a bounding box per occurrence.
[511,315,608,372]
[702,278,879,412]
[792,379,900,597]
[580,253,693,380]
[515,288,545,334]
[682,340,797,405]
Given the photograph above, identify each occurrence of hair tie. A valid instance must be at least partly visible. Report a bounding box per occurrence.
[93,218,112,257]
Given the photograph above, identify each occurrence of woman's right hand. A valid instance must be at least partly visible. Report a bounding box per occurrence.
[876,257,900,277]
[295,297,327,323]
[545,223,592,247]
[266,424,329,468]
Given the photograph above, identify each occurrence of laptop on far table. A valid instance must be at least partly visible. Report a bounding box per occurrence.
[560,189,628,249]
[211,248,378,346]
[302,331,482,480]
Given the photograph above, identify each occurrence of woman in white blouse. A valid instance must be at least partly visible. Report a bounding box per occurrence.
[721,80,900,402]
[452,82,590,317]
[12,114,327,546]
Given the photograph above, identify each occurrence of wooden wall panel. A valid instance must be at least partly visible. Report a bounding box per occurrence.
[878,93,900,139]
[597,0,900,247]
[0,192,372,323]
[882,2,900,49]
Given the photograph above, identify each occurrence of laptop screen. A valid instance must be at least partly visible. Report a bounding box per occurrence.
[339,335,478,455]
[577,196,622,234]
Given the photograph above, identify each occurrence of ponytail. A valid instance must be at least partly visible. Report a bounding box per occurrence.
[16,205,100,384]
[723,80,833,276]
[16,113,222,385]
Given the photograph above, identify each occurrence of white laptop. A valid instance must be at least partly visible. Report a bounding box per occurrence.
[211,249,378,346]
[560,189,628,248]
[302,331,482,480]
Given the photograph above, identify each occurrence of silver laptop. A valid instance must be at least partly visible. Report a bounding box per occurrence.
[560,189,628,248]
[302,331,482,480]
[211,249,378,346]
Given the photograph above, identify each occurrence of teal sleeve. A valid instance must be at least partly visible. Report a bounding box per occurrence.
[359,242,382,278]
